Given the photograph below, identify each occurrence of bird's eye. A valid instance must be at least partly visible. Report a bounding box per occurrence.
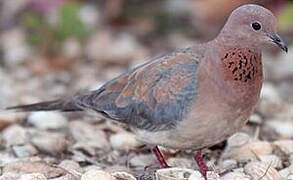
[251,22,262,31]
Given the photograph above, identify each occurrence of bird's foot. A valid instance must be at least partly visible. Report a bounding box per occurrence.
[194,151,209,178]
[152,146,170,168]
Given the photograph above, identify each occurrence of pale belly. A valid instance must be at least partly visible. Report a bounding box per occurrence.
[134,102,255,150]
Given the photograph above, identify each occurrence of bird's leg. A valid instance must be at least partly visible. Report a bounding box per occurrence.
[194,150,209,177]
[152,146,170,168]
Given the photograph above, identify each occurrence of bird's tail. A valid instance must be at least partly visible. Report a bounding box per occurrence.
[6,99,82,112]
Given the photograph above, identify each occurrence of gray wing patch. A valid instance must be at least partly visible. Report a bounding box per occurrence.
[75,50,200,132]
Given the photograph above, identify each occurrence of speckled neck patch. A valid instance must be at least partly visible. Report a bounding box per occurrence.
[221,48,262,82]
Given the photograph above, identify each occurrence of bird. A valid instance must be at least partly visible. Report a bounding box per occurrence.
[7,4,288,177]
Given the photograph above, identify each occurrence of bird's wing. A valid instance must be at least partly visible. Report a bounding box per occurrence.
[76,48,201,131]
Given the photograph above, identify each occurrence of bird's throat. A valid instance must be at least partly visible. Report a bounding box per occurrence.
[220,47,262,83]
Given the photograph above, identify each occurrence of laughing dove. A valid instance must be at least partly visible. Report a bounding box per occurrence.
[8,4,288,177]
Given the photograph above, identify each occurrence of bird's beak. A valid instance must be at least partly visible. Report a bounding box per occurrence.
[268,33,288,53]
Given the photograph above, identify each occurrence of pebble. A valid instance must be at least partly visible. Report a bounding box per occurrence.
[20,173,47,180]
[221,172,250,180]
[79,5,100,29]
[28,111,68,130]
[248,114,263,124]
[0,172,20,180]
[85,31,147,65]
[223,140,273,162]
[3,161,65,178]
[259,154,283,169]
[81,170,114,180]
[266,120,293,138]
[3,125,28,146]
[244,161,282,180]
[219,159,238,172]
[278,165,293,179]
[110,132,142,151]
[206,171,220,180]
[111,171,136,180]
[58,160,82,177]
[0,112,24,130]
[129,154,154,167]
[273,140,293,155]
[156,168,204,180]
[50,174,77,180]
[62,38,82,59]
[12,144,38,158]
[167,157,193,169]
[70,121,110,150]
[0,152,18,166]
[31,132,67,155]
[1,28,31,65]
[82,166,102,173]
[227,132,251,148]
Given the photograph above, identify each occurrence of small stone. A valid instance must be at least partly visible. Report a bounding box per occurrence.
[82,166,102,173]
[167,158,193,169]
[248,114,262,124]
[206,171,220,180]
[50,174,77,180]
[58,160,82,177]
[0,172,20,180]
[3,161,65,178]
[79,5,100,28]
[227,132,251,148]
[12,144,38,158]
[0,112,24,130]
[85,31,147,65]
[273,140,293,155]
[0,152,18,166]
[155,168,204,180]
[278,165,292,178]
[62,38,82,59]
[1,28,31,65]
[266,120,293,138]
[129,154,154,167]
[20,173,47,180]
[110,132,142,151]
[219,159,238,172]
[259,154,282,169]
[221,172,250,180]
[31,132,67,155]
[244,161,282,180]
[111,172,136,180]
[28,112,68,130]
[3,125,28,146]
[70,121,109,150]
[223,141,273,162]
[81,170,114,180]
[287,174,293,180]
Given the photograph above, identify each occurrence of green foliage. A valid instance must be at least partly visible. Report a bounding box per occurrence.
[279,3,293,31]
[56,3,88,41]
[23,2,89,55]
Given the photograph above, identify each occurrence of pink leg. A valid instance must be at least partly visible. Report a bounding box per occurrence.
[152,146,170,168]
[194,151,209,177]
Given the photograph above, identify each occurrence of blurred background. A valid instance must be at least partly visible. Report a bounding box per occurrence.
[0,0,293,179]
[1,0,292,106]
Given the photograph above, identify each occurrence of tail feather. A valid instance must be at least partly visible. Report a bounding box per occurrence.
[6,99,82,112]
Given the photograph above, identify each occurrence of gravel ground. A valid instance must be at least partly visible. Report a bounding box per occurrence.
[0,1,293,180]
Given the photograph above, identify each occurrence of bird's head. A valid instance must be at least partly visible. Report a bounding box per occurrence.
[221,4,288,53]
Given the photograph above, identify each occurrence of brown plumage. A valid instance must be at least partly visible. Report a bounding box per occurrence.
[7,4,288,177]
